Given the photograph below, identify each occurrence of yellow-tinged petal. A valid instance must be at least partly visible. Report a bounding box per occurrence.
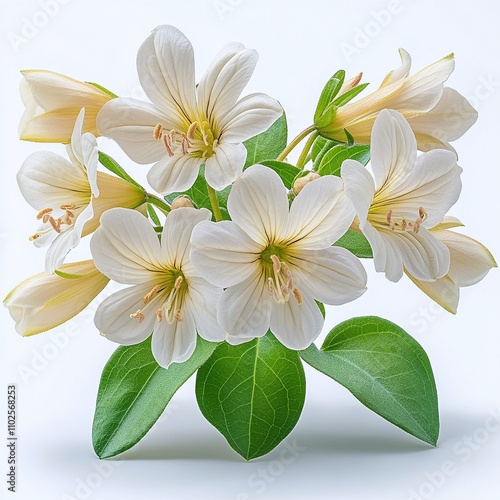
[3,260,109,336]
[19,70,115,143]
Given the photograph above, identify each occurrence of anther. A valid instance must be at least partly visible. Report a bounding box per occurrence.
[144,284,161,305]
[156,309,163,322]
[48,216,61,233]
[174,276,183,289]
[186,121,198,141]
[174,309,183,322]
[29,233,41,241]
[293,287,303,305]
[130,309,145,322]
[37,208,53,220]
[154,123,163,140]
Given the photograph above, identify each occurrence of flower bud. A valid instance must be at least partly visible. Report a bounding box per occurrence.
[293,172,321,195]
[171,195,194,210]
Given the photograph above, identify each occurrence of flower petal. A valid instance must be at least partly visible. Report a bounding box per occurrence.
[218,93,283,143]
[94,283,158,344]
[191,220,262,288]
[217,271,271,342]
[380,48,412,87]
[341,159,375,224]
[97,98,176,164]
[269,293,324,350]
[151,306,197,368]
[406,273,459,314]
[137,25,197,119]
[204,141,247,191]
[198,44,258,121]
[284,175,355,249]
[147,153,201,195]
[228,164,289,244]
[290,246,367,305]
[91,208,162,284]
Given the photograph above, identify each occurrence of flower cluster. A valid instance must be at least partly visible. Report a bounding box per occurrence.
[5,24,495,372]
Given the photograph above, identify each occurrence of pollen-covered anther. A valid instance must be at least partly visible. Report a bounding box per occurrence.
[186,121,198,141]
[174,276,183,289]
[130,309,145,322]
[29,233,41,241]
[163,129,176,157]
[153,123,163,140]
[143,284,162,305]
[293,287,303,305]
[156,309,163,323]
[48,216,62,233]
[36,208,53,220]
[174,309,183,322]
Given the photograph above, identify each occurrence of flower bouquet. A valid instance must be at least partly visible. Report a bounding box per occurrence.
[5,25,496,460]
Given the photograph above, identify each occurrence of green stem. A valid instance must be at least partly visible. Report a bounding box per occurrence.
[276,125,316,162]
[206,183,223,222]
[296,131,319,169]
[146,194,171,215]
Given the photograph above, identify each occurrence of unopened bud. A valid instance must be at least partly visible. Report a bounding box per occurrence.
[338,72,363,97]
[293,172,321,195]
[171,196,194,210]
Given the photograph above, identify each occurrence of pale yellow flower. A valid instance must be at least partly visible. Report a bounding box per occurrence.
[4,260,109,336]
[19,70,115,143]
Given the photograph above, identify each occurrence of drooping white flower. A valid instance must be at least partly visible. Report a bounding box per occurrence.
[406,217,497,313]
[3,260,109,336]
[341,109,462,283]
[318,49,477,151]
[97,25,283,194]
[19,70,114,143]
[91,207,224,368]
[190,164,367,350]
[18,108,147,274]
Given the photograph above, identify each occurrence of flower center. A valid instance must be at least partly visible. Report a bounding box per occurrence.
[129,272,188,326]
[261,246,302,305]
[29,204,78,241]
[386,206,427,233]
[154,120,219,160]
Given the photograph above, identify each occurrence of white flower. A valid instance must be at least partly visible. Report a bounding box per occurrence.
[91,207,225,368]
[3,260,109,336]
[407,217,497,313]
[318,49,477,151]
[97,25,283,194]
[341,109,462,283]
[18,108,146,274]
[19,70,114,143]
[190,164,367,350]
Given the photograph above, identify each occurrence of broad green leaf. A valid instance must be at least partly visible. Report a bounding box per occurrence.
[243,113,287,168]
[196,332,305,460]
[92,336,218,458]
[300,316,439,446]
[260,160,301,189]
[98,151,142,188]
[334,230,373,258]
[317,143,370,176]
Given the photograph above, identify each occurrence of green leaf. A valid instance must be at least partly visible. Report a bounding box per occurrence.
[300,316,439,446]
[92,336,218,459]
[332,82,369,107]
[98,151,143,188]
[260,160,301,189]
[317,143,370,176]
[334,230,373,258]
[313,70,345,123]
[243,113,287,168]
[196,332,306,460]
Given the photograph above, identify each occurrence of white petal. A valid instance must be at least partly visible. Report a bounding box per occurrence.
[198,44,258,121]
[190,220,262,288]
[341,159,375,224]
[90,208,161,284]
[217,272,271,341]
[68,108,86,168]
[17,152,89,210]
[204,142,247,191]
[137,25,197,119]
[291,246,367,305]
[380,48,412,87]
[284,175,355,249]
[269,293,324,350]
[97,98,176,164]
[81,132,99,196]
[228,164,289,244]
[370,109,417,193]
[433,230,497,287]
[186,277,225,342]
[94,283,158,344]
[147,153,201,195]
[406,273,459,314]
[160,207,211,270]
[218,93,283,143]
[151,307,197,368]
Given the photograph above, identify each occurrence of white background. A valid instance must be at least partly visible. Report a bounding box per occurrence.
[1,1,499,499]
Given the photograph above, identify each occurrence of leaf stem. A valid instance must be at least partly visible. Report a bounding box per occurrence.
[276,125,316,162]
[296,131,319,169]
[206,183,223,221]
[146,194,171,215]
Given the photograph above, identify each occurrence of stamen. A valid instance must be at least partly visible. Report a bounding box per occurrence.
[36,208,52,220]
[386,207,428,234]
[181,136,190,155]
[143,284,162,305]
[174,309,183,322]
[266,254,301,306]
[186,121,198,141]
[130,309,145,322]
[163,132,175,157]
[293,288,303,305]
[29,233,41,241]
[48,216,61,233]
[60,204,76,210]
[174,276,183,289]
[154,123,163,140]
[156,309,163,323]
